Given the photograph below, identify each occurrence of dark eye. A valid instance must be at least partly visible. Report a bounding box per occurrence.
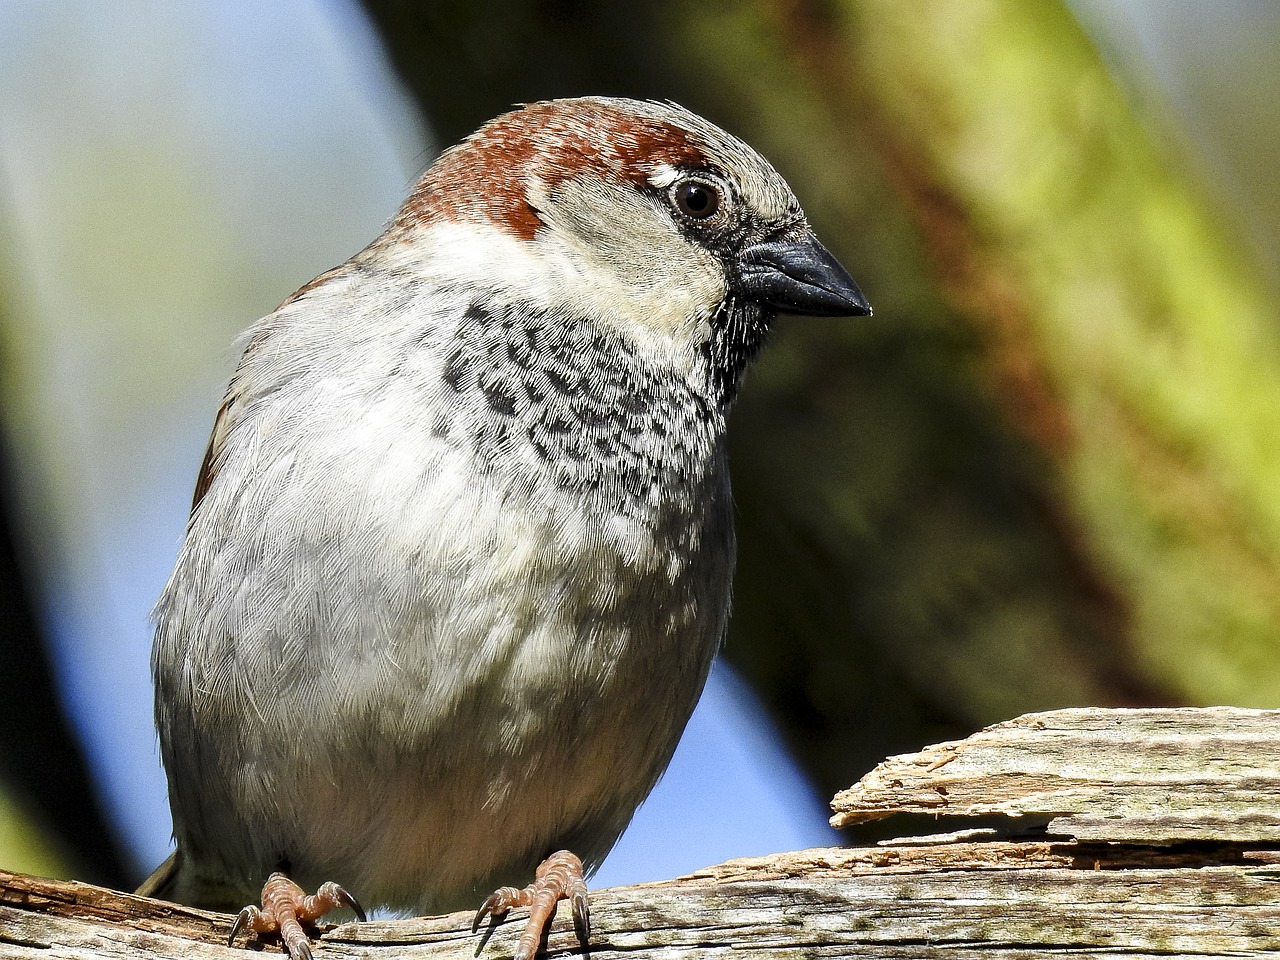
[672,178,722,221]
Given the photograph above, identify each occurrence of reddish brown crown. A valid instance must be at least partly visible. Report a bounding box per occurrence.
[393,99,715,242]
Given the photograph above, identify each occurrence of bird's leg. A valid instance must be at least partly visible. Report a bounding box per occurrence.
[473,850,590,960]
[228,872,366,960]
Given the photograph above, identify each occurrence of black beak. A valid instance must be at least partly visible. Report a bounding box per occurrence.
[737,233,871,317]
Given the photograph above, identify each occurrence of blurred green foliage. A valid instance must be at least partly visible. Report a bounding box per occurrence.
[0,783,70,880]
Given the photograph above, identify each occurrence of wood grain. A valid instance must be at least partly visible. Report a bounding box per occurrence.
[831,706,1280,841]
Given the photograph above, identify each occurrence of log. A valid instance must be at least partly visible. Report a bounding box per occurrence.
[4,707,1280,958]
[832,705,1280,841]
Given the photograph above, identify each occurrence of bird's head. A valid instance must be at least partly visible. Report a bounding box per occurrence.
[378,97,870,401]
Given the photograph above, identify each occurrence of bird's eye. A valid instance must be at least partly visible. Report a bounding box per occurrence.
[671,178,722,221]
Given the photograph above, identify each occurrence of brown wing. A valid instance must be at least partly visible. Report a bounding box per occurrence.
[189,399,233,516]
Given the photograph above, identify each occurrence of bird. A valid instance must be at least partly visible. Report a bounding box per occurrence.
[140,96,870,960]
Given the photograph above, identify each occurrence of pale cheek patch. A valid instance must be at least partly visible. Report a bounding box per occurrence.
[386,203,726,382]
[528,175,727,370]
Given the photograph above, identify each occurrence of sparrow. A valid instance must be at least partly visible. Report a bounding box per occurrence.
[140,96,870,960]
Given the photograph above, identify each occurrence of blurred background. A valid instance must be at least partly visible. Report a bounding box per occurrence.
[1,0,1279,895]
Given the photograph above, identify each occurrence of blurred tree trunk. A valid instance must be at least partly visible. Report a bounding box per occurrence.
[357,0,1280,799]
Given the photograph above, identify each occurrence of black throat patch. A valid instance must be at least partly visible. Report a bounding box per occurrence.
[434,301,733,515]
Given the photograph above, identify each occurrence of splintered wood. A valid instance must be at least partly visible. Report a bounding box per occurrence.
[830,705,1280,842]
[3,707,1280,958]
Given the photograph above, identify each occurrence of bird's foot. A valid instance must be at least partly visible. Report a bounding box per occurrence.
[473,850,590,960]
[229,872,366,960]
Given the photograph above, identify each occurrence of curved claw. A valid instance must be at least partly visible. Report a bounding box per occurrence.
[472,889,511,933]
[319,881,367,923]
[570,886,590,941]
[228,906,255,947]
[471,901,490,934]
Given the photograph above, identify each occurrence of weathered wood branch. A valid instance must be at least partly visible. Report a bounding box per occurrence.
[5,707,1280,958]
[832,706,1280,841]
